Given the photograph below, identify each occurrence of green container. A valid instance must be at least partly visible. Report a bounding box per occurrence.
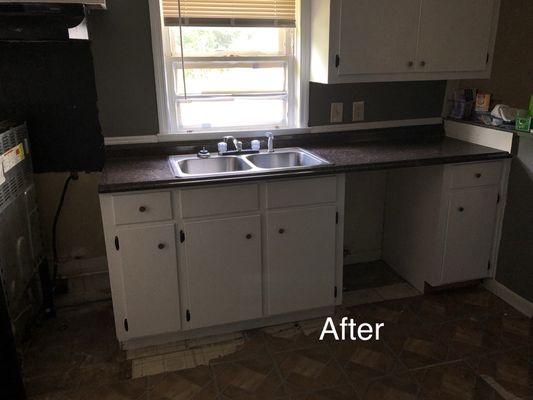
[516,116,531,132]
[529,95,533,117]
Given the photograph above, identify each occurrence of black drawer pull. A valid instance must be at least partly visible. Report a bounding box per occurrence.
[158,243,165,249]
[246,234,252,239]
[458,207,464,212]
[139,206,147,212]
[278,228,285,234]
[475,173,482,178]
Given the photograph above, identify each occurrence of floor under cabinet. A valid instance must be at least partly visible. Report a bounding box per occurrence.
[22,264,532,400]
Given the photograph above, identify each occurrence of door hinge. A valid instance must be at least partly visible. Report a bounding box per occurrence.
[334,286,338,298]
[335,54,340,68]
[123,318,129,332]
[114,236,120,251]
[180,230,185,243]
[497,193,500,204]
[487,260,491,270]
[186,309,191,322]
[335,212,339,224]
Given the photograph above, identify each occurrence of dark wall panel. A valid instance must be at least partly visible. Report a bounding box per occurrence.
[88,0,159,137]
[0,40,104,172]
[309,81,446,126]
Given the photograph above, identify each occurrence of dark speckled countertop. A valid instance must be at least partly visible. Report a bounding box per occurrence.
[99,134,511,193]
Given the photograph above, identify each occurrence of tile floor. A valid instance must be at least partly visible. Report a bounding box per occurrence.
[22,284,532,400]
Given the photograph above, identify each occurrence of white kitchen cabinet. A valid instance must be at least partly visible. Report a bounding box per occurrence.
[417,0,496,73]
[266,206,337,315]
[310,0,500,83]
[117,223,181,338]
[181,215,263,329]
[337,0,421,76]
[442,186,499,283]
[100,174,345,347]
[383,160,508,292]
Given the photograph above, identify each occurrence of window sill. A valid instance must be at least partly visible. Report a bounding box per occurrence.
[103,117,443,146]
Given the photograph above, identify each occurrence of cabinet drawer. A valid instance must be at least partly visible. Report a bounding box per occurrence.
[449,162,502,189]
[113,192,172,225]
[266,176,337,209]
[181,184,258,218]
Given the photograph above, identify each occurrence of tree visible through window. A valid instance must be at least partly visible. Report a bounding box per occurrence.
[159,0,297,133]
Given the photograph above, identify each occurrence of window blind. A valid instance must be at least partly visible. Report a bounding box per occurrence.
[162,0,296,27]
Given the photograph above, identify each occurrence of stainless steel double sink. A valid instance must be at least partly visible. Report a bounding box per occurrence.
[169,148,330,178]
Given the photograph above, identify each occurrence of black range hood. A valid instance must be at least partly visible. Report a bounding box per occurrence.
[0,3,88,41]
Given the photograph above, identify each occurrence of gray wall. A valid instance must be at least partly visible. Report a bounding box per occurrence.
[496,138,533,302]
[462,0,533,302]
[88,0,159,137]
[309,81,446,126]
[87,4,446,137]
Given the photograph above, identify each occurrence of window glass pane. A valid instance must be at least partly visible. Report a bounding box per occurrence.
[177,97,286,129]
[169,27,290,57]
[174,63,287,96]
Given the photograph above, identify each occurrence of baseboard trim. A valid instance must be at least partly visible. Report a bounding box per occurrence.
[483,279,533,317]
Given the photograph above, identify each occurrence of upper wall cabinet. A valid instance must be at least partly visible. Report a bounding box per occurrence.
[310,0,500,83]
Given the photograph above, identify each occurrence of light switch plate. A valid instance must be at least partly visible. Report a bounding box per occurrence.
[330,102,343,123]
[352,101,365,122]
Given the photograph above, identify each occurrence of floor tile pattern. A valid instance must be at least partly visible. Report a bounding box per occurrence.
[23,285,532,400]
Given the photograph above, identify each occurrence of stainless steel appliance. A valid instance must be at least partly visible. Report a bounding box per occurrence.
[0,121,44,341]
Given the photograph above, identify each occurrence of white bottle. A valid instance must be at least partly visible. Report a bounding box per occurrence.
[218,141,227,154]
[251,140,261,151]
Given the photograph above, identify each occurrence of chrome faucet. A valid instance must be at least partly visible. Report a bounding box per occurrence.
[265,132,274,152]
[223,136,243,152]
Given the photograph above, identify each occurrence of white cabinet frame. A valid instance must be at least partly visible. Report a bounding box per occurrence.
[311,0,501,83]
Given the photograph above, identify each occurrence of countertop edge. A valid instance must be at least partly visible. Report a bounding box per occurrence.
[98,151,511,194]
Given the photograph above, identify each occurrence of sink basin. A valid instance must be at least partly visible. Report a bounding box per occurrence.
[246,151,326,169]
[174,156,252,176]
[169,148,329,178]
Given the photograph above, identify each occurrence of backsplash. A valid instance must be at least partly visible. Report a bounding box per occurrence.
[308,81,447,126]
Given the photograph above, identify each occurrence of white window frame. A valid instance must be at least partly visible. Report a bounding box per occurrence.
[147,0,310,140]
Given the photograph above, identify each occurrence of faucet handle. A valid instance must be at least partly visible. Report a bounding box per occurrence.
[265,131,273,138]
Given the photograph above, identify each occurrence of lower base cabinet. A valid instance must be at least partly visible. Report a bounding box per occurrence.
[182,215,263,330]
[266,206,338,315]
[118,224,181,338]
[383,161,506,291]
[100,175,345,345]
[442,186,499,283]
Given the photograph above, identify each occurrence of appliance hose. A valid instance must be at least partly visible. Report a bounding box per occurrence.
[51,173,77,286]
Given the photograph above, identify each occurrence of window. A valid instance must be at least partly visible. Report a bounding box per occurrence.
[156,0,299,133]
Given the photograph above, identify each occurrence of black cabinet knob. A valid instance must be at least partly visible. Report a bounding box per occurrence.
[407,61,414,67]
[475,173,482,178]
[420,61,426,67]
[139,206,147,212]
[246,234,252,239]
[458,207,464,212]
[158,243,165,249]
[278,228,285,234]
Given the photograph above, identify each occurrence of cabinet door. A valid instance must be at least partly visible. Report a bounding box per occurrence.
[417,0,496,72]
[337,0,421,75]
[442,186,499,284]
[183,215,262,329]
[118,224,180,338]
[266,206,337,315]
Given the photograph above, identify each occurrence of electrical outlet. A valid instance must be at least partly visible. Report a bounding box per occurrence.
[330,102,343,123]
[352,101,365,122]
